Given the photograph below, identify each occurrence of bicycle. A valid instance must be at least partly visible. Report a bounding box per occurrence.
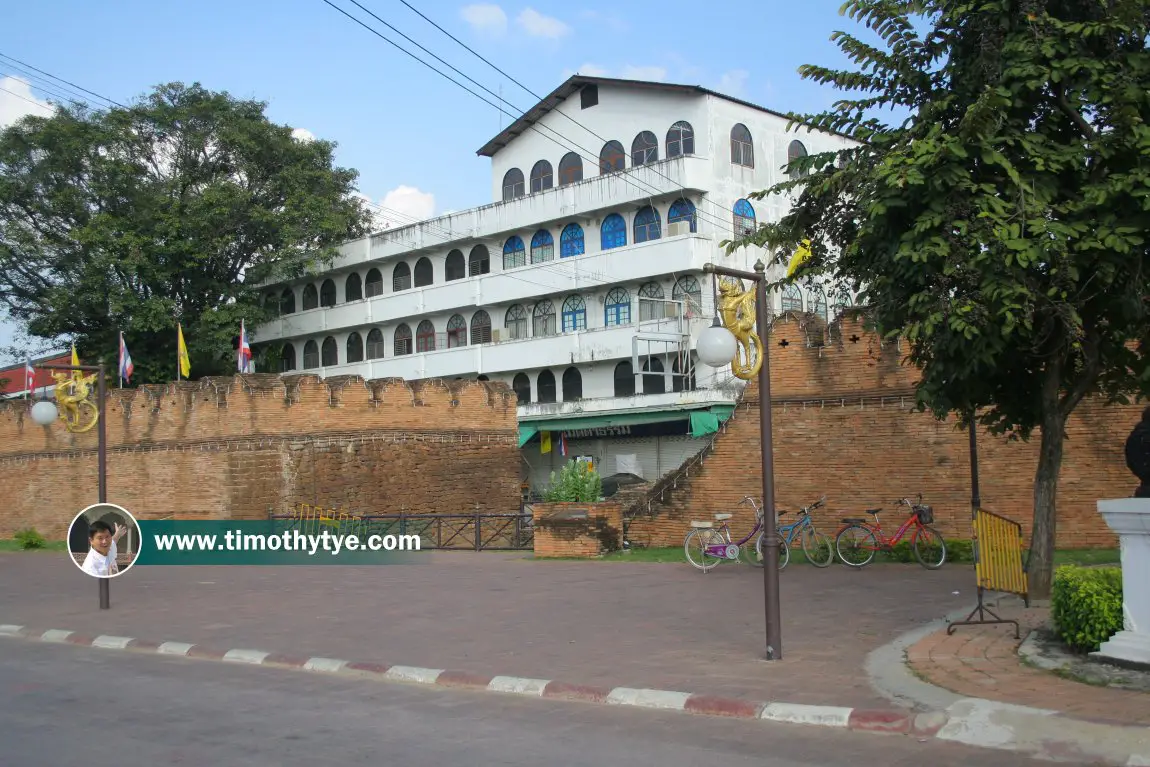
[764,495,835,568]
[683,496,789,573]
[834,494,947,569]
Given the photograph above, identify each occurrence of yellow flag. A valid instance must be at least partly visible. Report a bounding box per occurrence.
[786,238,813,278]
[71,343,80,367]
[540,431,552,454]
[177,324,191,378]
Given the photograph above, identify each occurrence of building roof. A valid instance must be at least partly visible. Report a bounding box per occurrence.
[475,74,833,158]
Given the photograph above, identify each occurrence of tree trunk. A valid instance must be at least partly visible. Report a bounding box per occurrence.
[1027,394,1069,600]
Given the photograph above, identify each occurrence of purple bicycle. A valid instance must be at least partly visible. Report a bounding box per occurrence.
[683,496,789,573]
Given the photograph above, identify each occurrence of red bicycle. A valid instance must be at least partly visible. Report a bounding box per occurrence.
[834,494,946,569]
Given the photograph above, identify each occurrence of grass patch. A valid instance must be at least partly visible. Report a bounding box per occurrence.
[0,538,68,552]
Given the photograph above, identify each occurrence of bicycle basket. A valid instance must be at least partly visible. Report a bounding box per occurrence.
[916,505,934,525]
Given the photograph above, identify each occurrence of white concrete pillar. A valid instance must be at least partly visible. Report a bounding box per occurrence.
[1092,498,1150,668]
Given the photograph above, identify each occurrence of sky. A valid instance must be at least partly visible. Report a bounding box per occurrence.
[0,0,885,366]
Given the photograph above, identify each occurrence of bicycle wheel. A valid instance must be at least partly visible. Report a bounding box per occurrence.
[912,525,947,569]
[755,532,790,571]
[799,526,834,568]
[835,524,877,568]
[684,528,727,571]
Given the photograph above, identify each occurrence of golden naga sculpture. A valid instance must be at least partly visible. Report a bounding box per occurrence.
[50,371,101,433]
[716,277,763,381]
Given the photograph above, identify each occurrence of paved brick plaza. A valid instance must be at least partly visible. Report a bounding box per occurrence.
[4,551,974,709]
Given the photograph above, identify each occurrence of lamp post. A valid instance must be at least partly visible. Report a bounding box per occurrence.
[696,259,783,660]
[30,362,110,610]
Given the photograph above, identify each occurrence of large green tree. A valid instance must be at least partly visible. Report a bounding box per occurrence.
[0,82,372,382]
[735,0,1150,597]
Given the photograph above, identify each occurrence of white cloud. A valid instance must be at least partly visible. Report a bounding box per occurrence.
[291,127,316,142]
[620,65,667,82]
[461,3,508,36]
[355,186,437,229]
[579,9,627,34]
[516,8,569,39]
[575,63,610,77]
[717,69,750,98]
[0,76,53,130]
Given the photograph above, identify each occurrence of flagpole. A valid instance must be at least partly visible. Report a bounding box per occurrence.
[118,332,123,389]
[176,324,181,382]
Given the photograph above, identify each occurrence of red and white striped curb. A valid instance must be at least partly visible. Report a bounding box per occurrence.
[0,623,947,736]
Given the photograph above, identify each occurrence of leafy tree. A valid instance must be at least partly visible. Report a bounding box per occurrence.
[0,82,372,383]
[733,0,1150,597]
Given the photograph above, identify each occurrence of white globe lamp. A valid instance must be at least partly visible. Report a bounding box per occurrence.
[696,319,738,368]
[30,400,59,426]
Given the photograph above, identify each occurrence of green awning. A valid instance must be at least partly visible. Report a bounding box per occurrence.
[517,423,539,448]
[520,405,735,445]
[689,405,735,437]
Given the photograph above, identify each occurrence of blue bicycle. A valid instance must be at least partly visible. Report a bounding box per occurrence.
[755,495,835,570]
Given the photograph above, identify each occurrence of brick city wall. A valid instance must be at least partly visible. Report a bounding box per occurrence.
[531,502,623,558]
[0,374,520,539]
[629,311,1142,550]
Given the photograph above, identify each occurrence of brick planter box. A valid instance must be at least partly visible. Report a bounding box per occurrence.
[531,502,622,558]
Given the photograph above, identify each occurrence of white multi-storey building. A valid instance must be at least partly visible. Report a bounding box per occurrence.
[253,75,857,494]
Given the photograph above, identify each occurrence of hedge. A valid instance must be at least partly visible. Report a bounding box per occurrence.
[1051,565,1123,654]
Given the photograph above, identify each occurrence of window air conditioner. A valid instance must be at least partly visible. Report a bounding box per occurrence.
[491,329,503,342]
[668,221,691,237]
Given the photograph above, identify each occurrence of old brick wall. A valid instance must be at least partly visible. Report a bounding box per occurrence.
[0,374,520,539]
[531,502,623,558]
[629,312,1141,550]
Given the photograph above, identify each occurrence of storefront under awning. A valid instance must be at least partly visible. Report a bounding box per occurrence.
[517,405,735,447]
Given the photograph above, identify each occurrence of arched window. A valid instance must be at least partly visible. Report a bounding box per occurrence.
[345,273,363,302]
[502,168,525,200]
[321,336,338,367]
[366,328,386,359]
[604,287,631,326]
[512,372,531,404]
[280,288,296,315]
[470,310,492,344]
[631,131,658,166]
[638,281,665,322]
[599,140,625,173]
[667,198,697,233]
[666,121,694,158]
[530,160,553,193]
[561,294,587,332]
[613,361,635,397]
[811,288,828,321]
[393,263,411,292]
[781,284,803,313]
[532,300,556,337]
[446,314,467,348]
[835,291,854,311]
[414,257,433,287]
[505,304,528,340]
[394,324,413,355]
[346,332,364,363]
[601,213,626,250]
[469,245,490,276]
[634,205,661,243]
[788,140,808,179]
[731,123,754,167]
[560,223,584,258]
[445,249,466,281]
[643,357,666,395]
[530,230,554,263]
[673,276,702,317]
[733,199,757,238]
[558,152,583,185]
[537,370,557,404]
[503,236,526,269]
[265,293,279,317]
[280,343,296,371]
[416,320,436,352]
[303,340,319,369]
[672,353,696,392]
[562,367,583,401]
[365,268,384,297]
[320,279,337,307]
[302,284,319,310]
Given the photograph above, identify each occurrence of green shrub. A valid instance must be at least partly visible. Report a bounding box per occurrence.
[1051,565,1123,653]
[14,528,47,550]
[542,460,602,503]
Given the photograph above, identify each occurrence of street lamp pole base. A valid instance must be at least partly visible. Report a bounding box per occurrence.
[99,578,110,609]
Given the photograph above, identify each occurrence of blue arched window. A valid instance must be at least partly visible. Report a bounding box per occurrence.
[634,206,661,243]
[560,223,585,258]
[530,230,555,263]
[733,199,757,237]
[667,198,697,233]
[502,236,526,269]
[604,287,631,327]
[600,214,626,250]
[562,294,587,332]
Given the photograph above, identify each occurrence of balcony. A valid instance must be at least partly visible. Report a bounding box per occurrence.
[256,233,715,342]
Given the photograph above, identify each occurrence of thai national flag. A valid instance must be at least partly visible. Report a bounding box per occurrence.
[118,333,134,383]
[24,360,34,394]
[238,320,253,373]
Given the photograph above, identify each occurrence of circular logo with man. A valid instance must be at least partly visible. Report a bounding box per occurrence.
[67,503,141,579]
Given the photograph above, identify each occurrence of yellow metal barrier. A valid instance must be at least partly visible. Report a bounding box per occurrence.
[947,508,1030,638]
[290,503,355,537]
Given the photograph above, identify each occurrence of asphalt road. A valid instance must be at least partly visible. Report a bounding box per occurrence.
[1,640,1045,767]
